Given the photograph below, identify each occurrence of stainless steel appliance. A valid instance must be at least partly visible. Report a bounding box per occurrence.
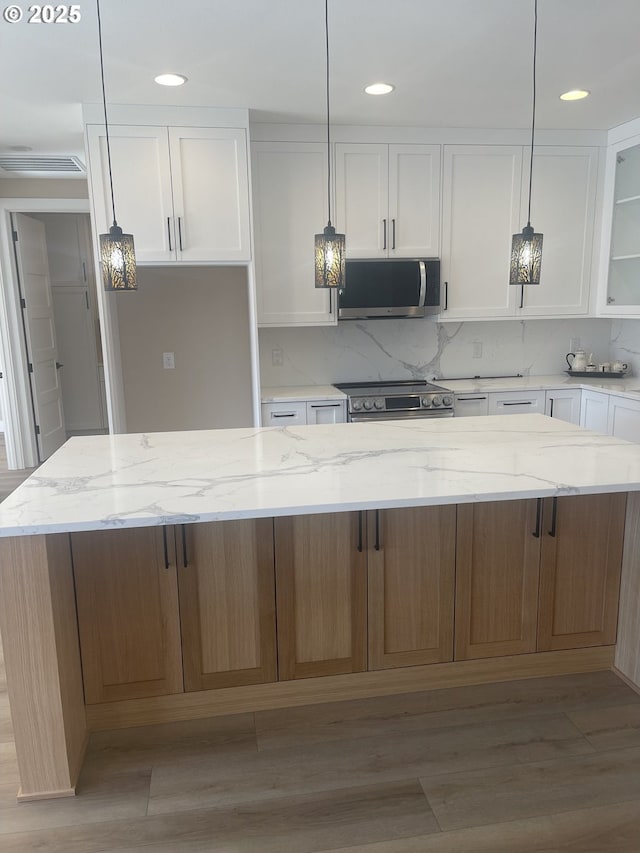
[335,380,454,422]
[338,258,440,320]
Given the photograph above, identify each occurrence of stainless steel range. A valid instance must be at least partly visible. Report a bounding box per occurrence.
[334,380,454,422]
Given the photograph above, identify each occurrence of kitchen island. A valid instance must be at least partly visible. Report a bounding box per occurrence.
[2,414,640,801]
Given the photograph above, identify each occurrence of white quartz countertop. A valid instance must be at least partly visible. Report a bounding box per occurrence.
[2,414,640,537]
[261,385,346,403]
[437,374,640,398]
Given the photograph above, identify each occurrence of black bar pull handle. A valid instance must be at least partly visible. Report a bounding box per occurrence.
[549,398,555,418]
[520,284,525,309]
[178,216,184,251]
[392,218,396,249]
[548,497,558,538]
[162,526,170,569]
[532,498,542,538]
[357,511,363,553]
[375,510,381,551]
[167,217,172,251]
[181,524,188,568]
[443,281,448,311]
[382,219,387,250]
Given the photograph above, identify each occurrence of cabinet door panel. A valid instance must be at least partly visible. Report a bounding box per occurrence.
[72,527,183,703]
[545,389,582,424]
[275,512,367,679]
[455,500,541,659]
[442,146,522,318]
[169,127,251,262]
[368,506,455,670]
[580,390,610,433]
[178,520,276,691]
[335,144,389,258]
[538,494,625,650]
[86,125,174,263]
[519,148,597,316]
[389,144,441,257]
[607,395,640,442]
[252,142,334,325]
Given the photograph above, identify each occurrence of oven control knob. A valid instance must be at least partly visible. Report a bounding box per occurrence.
[352,399,363,411]
[363,400,374,410]
[442,395,453,407]
[421,396,431,408]
[374,398,384,410]
[432,395,442,407]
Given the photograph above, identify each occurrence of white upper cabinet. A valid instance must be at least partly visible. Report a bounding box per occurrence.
[441,144,598,321]
[599,137,640,316]
[252,142,335,327]
[87,125,174,263]
[441,145,522,319]
[335,143,440,259]
[86,124,251,264]
[518,147,598,317]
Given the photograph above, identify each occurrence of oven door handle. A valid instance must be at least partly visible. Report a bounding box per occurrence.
[418,260,427,307]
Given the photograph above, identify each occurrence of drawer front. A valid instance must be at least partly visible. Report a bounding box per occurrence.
[306,400,347,424]
[487,390,546,415]
[454,394,489,417]
[261,401,307,426]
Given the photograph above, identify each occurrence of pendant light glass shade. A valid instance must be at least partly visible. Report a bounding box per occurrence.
[100,224,137,290]
[315,0,345,290]
[96,0,137,291]
[315,224,346,288]
[510,224,543,285]
[510,0,542,288]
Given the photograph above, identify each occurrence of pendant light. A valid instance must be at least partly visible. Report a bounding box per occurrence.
[96,0,137,291]
[510,0,543,290]
[315,0,346,289]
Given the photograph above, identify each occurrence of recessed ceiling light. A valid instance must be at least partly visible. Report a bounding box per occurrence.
[154,73,188,87]
[559,89,590,101]
[364,82,395,96]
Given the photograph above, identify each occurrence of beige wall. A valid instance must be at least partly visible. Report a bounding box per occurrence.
[116,266,253,433]
[0,178,88,199]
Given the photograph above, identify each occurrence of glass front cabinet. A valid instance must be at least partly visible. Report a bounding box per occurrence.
[600,138,640,315]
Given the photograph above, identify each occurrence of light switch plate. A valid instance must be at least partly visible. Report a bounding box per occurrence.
[163,352,175,369]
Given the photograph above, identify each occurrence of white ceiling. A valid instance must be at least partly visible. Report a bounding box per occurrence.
[2,0,640,163]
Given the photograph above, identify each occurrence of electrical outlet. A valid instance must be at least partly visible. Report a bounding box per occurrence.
[472,341,482,359]
[272,348,283,367]
[569,337,581,352]
[162,352,175,369]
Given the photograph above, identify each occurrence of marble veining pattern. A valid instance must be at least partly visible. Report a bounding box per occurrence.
[2,415,640,537]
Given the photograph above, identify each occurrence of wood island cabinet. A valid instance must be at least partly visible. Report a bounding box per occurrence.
[455,500,542,660]
[368,506,455,670]
[177,519,277,691]
[71,527,184,704]
[538,493,626,650]
[274,512,367,680]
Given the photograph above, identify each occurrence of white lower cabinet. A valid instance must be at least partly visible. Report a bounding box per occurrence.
[454,394,489,417]
[544,389,582,424]
[306,400,346,424]
[580,390,611,434]
[607,395,640,442]
[262,399,346,426]
[487,390,546,415]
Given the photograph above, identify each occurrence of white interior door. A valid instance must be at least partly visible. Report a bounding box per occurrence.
[13,213,66,460]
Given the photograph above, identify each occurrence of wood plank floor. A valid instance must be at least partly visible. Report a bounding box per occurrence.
[1,657,640,852]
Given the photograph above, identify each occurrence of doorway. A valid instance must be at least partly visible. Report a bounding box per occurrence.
[0,198,108,469]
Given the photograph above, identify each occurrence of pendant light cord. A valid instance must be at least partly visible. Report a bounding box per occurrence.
[96,0,117,228]
[527,0,538,226]
[324,0,332,226]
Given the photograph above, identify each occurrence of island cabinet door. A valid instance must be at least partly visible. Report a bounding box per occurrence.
[455,500,541,660]
[177,520,277,691]
[275,512,367,680]
[71,527,183,704]
[368,507,455,670]
[538,494,626,651]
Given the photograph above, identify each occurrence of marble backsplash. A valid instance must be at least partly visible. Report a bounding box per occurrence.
[259,318,614,386]
[611,320,640,375]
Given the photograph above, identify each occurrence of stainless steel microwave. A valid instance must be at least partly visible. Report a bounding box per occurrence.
[337,258,441,320]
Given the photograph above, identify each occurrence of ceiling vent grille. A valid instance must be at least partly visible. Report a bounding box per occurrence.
[0,155,85,175]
